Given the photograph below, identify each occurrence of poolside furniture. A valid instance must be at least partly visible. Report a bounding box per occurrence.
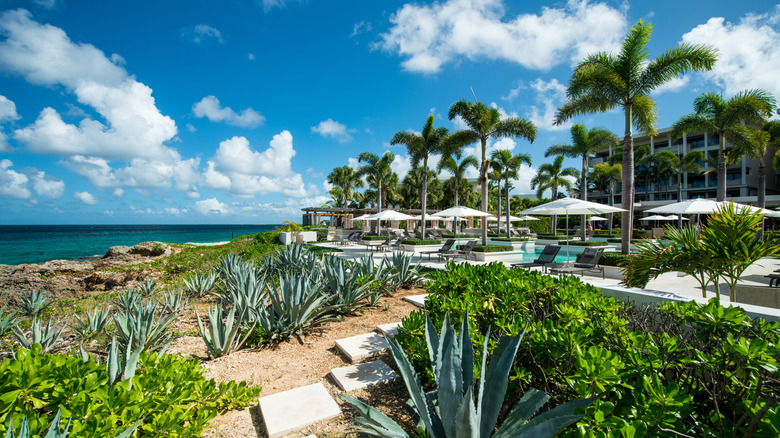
[338,231,358,246]
[347,232,365,245]
[510,245,561,273]
[363,236,393,252]
[419,239,456,261]
[440,240,477,262]
[765,273,780,287]
[549,247,605,279]
[378,236,406,252]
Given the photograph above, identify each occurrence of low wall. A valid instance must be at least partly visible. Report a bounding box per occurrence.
[278,231,317,245]
[734,284,780,309]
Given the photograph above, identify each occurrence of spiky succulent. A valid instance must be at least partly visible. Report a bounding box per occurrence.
[71,306,111,342]
[19,290,49,318]
[196,304,255,358]
[13,317,64,353]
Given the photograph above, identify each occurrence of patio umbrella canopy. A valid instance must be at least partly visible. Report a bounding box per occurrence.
[588,216,608,221]
[366,209,416,235]
[647,199,774,227]
[516,215,539,221]
[518,197,624,260]
[433,205,493,235]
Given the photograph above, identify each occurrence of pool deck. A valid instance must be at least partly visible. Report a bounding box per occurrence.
[315,241,780,320]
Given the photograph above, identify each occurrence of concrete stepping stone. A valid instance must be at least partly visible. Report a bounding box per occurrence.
[330,360,399,391]
[376,322,401,339]
[403,294,428,307]
[335,332,389,362]
[258,383,341,438]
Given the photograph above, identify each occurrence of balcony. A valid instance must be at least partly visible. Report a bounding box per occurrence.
[588,157,604,166]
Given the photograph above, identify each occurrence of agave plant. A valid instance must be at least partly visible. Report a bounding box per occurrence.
[183,271,217,298]
[218,262,266,326]
[13,317,64,353]
[322,256,376,315]
[341,312,597,437]
[385,251,422,289]
[19,290,49,317]
[137,278,159,296]
[273,244,321,278]
[255,273,336,340]
[106,335,142,388]
[112,289,141,313]
[215,254,246,285]
[196,304,256,358]
[158,289,188,314]
[5,409,141,438]
[0,305,18,337]
[71,306,112,342]
[353,255,394,289]
[113,301,177,353]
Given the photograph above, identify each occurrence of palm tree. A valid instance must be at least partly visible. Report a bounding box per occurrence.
[554,20,717,254]
[491,149,532,237]
[531,155,579,233]
[728,129,771,209]
[327,165,364,209]
[655,150,705,227]
[356,151,396,214]
[591,162,622,234]
[390,115,449,237]
[437,155,479,208]
[766,120,780,170]
[449,99,537,245]
[670,90,776,202]
[545,124,618,239]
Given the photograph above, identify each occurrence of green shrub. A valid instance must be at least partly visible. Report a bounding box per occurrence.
[0,345,260,437]
[491,237,529,242]
[396,263,780,437]
[402,238,441,245]
[556,240,609,246]
[362,235,388,241]
[605,238,644,243]
[632,229,649,239]
[537,233,565,239]
[599,252,631,267]
[470,245,512,252]
[302,244,341,254]
[306,226,328,242]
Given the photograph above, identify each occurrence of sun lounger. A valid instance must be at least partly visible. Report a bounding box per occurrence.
[549,247,605,279]
[348,232,364,245]
[338,231,358,246]
[419,239,456,261]
[765,273,780,287]
[440,240,477,262]
[363,236,393,252]
[510,245,561,273]
[378,236,406,252]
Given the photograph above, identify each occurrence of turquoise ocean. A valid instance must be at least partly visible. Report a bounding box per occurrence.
[0,224,280,265]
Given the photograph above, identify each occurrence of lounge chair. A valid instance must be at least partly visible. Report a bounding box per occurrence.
[549,247,605,279]
[510,245,561,273]
[378,236,406,252]
[440,240,477,262]
[363,236,393,252]
[419,239,456,261]
[348,232,364,245]
[338,231,358,246]
[765,273,780,287]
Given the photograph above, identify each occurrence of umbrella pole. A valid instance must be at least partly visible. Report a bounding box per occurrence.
[566,212,570,262]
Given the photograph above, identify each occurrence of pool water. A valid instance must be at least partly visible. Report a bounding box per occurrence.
[505,246,576,264]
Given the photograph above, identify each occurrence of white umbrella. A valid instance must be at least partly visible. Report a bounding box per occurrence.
[663,215,689,221]
[487,215,524,222]
[433,206,493,217]
[518,198,624,260]
[517,215,539,221]
[648,199,773,226]
[588,216,608,221]
[366,209,416,235]
[639,215,672,221]
[352,214,377,221]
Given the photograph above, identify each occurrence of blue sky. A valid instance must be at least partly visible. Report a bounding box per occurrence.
[0,0,777,224]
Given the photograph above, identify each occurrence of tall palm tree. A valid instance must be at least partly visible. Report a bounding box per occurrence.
[545,124,618,239]
[591,162,622,234]
[655,150,705,227]
[356,151,395,214]
[765,120,780,170]
[327,165,364,209]
[728,129,771,209]
[554,20,717,254]
[437,155,479,208]
[449,99,537,245]
[491,149,532,237]
[671,90,776,202]
[390,115,449,237]
[531,155,579,233]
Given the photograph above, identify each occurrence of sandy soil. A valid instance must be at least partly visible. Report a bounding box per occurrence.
[169,287,424,438]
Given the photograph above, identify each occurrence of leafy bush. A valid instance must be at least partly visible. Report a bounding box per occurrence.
[599,252,630,267]
[0,344,260,437]
[396,263,780,436]
[306,226,328,242]
[402,238,441,245]
[362,235,388,241]
[556,240,609,246]
[537,233,566,239]
[471,245,512,252]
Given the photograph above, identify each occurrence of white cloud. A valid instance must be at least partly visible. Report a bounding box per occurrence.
[195,198,228,215]
[62,154,200,193]
[186,123,196,133]
[192,95,265,128]
[182,24,224,44]
[30,171,64,198]
[0,159,31,199]
[74,191,97,205]
[525,78,570,131]
[33,0,57,9]
[376,0,627,74]
[351,20,372,37]
[112,188,123,197]
[260,0,291,12]
[391,154,413,179]
[682,7,780,99]
[347,157,360,170]
[203,131,312,198]
[0,95,19,121]
[651,76,691,96]
[311,119,353,143]
[248,53,255,61]
[0,9,178,162]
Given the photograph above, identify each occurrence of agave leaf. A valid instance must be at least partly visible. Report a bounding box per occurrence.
[339,394,411,438]
[459,312,475,398]
[425,313,441,382]
[475,325,492,433]
[42,409,70,438]
[507,396,599,438]
[478,331,524,438]
[454,386,478,438]
[437,315,465,435]
[491,389,550,436]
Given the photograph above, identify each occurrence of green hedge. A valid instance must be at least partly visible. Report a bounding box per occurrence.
[606,238,644,243]
[471,245,512,252]
[403,239,441,245]
[491,237,530,242]
[537,233,566,239]
[362,235,387,241]
[303,244,341,253]
[396,263,780,436]
[599,251,631,267]
[557,240,610,246]
[306,226,328,242]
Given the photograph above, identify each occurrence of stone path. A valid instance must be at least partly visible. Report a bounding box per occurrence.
[403,294,428,307]
[335,332,390,362]
[329,360,398,391]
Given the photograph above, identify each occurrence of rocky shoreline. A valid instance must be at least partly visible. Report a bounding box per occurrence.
[0,241,178,308]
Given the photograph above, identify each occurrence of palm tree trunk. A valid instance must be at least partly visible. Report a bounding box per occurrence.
[758,161,766,209]
[677,173,683,229]
[581,155,587,240]
[608,180,614,235]
[496,181,502,236]
[421,158,428,239]
[621,107,634,255]
[551,180,558,234]
[717,133,726,202]
[480,138,489,246]
[505,178,511,239]
[453,175,460,234]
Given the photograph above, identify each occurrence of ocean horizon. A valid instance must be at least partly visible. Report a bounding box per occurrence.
[0,224,281,266]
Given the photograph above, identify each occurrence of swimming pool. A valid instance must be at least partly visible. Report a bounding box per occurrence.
[503,246,573,264]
